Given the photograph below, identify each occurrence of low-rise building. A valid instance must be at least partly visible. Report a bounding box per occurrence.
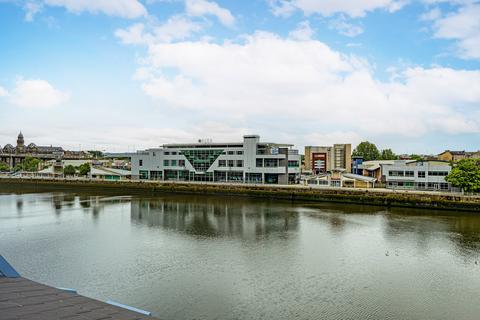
[304,144,352,174]
[438,150,480,162]
[383,160,452,191]
[131,135,301,184]
[358,160,406,182]
[304,170,376,188]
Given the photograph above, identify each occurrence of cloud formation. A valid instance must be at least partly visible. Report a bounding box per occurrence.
[114,28,480,140]
[185,0,235,26]
[430,4,480,59]
[269,0,408,18]
[43,0,147,19]
[9,79,69,108]
[0,86,8,97]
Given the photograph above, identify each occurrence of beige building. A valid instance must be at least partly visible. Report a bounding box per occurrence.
[438,150,480,162]
[304,144,352,174]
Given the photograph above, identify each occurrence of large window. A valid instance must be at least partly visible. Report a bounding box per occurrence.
[264,159,278,167]
[228,160,234,167]
[237,150,244,155]
[256,158,263,167]
[171,160,177,166]
[428,171,449,176]
[418,171,426,178]
[163,159,169,166]
[150,171,162,180]
[288,160,299,168]
[389,170,404,177]
[181,149,223,172]
[405,171,414,177]
[139,170,148,180]
[179,160,185,167]
[219,160,226,167]
[227,171,243,182]
[236,160,243,167]
[139,159,143,167]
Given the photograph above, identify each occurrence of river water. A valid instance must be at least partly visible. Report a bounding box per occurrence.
[1,190,480,320]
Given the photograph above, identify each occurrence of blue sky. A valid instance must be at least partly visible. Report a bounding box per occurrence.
[0,0,479,154]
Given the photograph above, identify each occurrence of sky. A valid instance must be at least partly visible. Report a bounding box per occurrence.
[0,0,479,154]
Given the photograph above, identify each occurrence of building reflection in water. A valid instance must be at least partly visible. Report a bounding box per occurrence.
[131,196,299,239]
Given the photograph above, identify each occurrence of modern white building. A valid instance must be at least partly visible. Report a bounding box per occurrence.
[131,135,301,184]
[382,160,452,191]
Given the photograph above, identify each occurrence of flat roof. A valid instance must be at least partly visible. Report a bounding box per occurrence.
[162,142,294,148]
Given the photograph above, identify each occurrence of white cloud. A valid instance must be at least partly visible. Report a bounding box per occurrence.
[115,23,148,45]
[430,4,480,59]
[288,21,314,41]
[268,0,409,18]
[0,86,8,97]
[329,16,364,37]
[9,79,70,108]
[185,0,235,26]
[117,30,480,139]
[24,1,43,21]
[115,16,203,45]
[420,7,441,21]
[43,0,147,19]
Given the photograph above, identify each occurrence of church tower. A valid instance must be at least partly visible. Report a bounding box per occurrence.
[16,131,25,153]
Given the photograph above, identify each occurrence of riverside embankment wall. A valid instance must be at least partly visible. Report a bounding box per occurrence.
[1,178,479,212]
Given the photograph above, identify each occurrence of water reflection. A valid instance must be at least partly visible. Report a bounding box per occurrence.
[131,197,299,239]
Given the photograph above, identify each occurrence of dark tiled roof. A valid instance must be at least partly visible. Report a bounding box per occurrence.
[36,146,64,153]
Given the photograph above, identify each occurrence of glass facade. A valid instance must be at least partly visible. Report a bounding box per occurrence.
[181,149,224,172]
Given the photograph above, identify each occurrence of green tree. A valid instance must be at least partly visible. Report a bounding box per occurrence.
[17,157,42,172]
[88,150,103,158]
[78,163,91,176]
[445,159,480,192]
[409,154,423,161]
[379,149,398,160]
[63,165,76,176]
[352,141,380,161]
[0,162,10,172]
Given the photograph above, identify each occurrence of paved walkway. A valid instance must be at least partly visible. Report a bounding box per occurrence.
[0,277,158,320]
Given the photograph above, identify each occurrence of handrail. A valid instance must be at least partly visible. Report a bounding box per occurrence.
[0,255,21,278]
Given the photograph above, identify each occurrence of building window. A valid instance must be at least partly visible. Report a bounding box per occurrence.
[288,160,299,168]
[228,151,235,155]
[428,171,449,176]
[236,160,243,167]
[440,183,449,190]
[139,170,148,180]
[417,182,426,189]
[152,152,156,157]
[139,159,143,167]
[172,152,177,155]
[237,150,244,155]
[228,160,234,167]
[405,171,414,177]
[264,159,278,167]
[163,159,169,166]
[389,170,404,177]
[165,152,170,155]
[418,171,426,178]
[179,160,185,167]
[171,160,177,166]
[180,149,223,172]
[219,160,226,167]
[256,158,263,167]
